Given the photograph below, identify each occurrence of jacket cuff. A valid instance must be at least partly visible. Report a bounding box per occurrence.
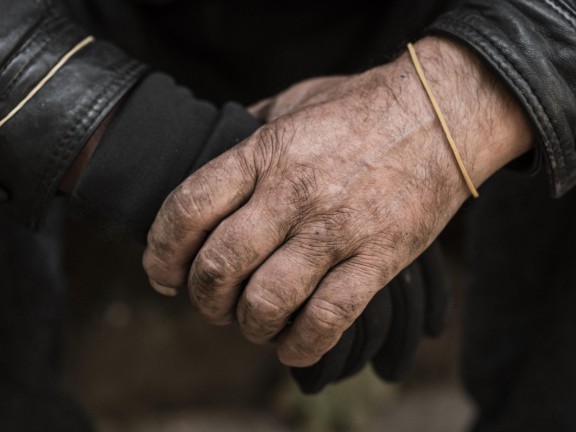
[427,0,576,197]
[0,0,147,228]
[70,73,260,242]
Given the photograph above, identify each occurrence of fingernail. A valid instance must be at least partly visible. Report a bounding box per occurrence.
[149,279,178,297]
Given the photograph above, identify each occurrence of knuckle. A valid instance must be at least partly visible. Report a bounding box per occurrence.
[145,189,205,259]
[238,292,287,344]
[306,298,353,334]
[255,122,320,205]
[357,235,409,281]
[284,164,320,207]
[192,254,229,289]
[253,122,290,168]
[292,208,357,261]
[237,283,294,343]
[351,254,392,285]
[191,240,250,289]
[317,207,354,240]
[264,118,296,149]
[169,180,211,223]
[241,289,286,326]
[233,148,257,186]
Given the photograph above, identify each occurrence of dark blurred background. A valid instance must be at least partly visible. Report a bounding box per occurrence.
[61,215,473,432]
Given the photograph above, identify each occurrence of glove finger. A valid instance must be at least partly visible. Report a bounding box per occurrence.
[339,287,392,379]
[420,242,452,337]
[290,321,356,394]
[290,286,393,393]
[372,263,425,381]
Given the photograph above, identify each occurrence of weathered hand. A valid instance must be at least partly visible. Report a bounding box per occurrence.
[143,37,532,366]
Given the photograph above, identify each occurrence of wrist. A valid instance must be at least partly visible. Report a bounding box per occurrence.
[413,37,533,188]
[372,37,533,202]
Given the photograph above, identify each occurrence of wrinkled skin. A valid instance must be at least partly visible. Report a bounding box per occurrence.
[143,37,533,367]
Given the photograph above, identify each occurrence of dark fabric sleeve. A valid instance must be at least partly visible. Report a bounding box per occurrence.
[427,0,576,197]
[69,73,260,242]
[0,0,147,228]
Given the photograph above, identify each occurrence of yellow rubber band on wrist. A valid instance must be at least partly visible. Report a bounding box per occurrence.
[0,36,95,128]
[407,42,479,199]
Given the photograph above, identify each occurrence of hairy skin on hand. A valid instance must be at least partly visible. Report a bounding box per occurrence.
[143,37,533,367]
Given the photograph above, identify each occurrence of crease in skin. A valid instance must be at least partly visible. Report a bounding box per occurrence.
[275,259,379,366]
[146,150,258,295]
[149,279,178,296]
[237,243,334,339]
[239,229,358,343]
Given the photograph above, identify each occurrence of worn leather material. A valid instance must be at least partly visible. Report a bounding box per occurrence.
[0,0,147,228]
[429,0,576,197]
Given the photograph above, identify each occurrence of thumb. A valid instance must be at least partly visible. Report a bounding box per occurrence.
[247,97,273,121]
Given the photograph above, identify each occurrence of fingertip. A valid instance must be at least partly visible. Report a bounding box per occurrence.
[247,98,272,120]
[279,354,321,368]
[206,314,236,326]
[277,339,321,367]
[149,278,179,297]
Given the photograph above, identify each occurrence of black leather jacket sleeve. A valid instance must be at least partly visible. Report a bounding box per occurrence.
[0,0,259,235]
[0,0,147,228]
[428,0,576,197]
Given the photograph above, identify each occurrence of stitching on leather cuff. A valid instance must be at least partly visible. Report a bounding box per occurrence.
[39,57,146,208]
[0,16,85,120]
[0,18,69,105]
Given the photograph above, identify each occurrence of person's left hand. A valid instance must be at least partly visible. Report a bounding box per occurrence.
[142,37,532,367]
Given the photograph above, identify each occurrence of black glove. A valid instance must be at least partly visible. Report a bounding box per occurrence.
[291,242,451,394]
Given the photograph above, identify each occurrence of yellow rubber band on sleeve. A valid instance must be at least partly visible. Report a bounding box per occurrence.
[0,36,95,128]
[407,42,479,199]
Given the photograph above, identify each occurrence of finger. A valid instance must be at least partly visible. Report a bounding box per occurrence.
[420,242,452,337]
[186,134,334,324]
[290,324,356,394]
[276,257,386,367]
[247,98,273,121]
[186,200,294,325]
[371,263,425,381]
[142,147,256,295]
[340,287,392,379]
[290,281,392,394]
[236,236,342,343]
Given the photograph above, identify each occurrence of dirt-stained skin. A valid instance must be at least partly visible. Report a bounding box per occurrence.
[143,37,533,367]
